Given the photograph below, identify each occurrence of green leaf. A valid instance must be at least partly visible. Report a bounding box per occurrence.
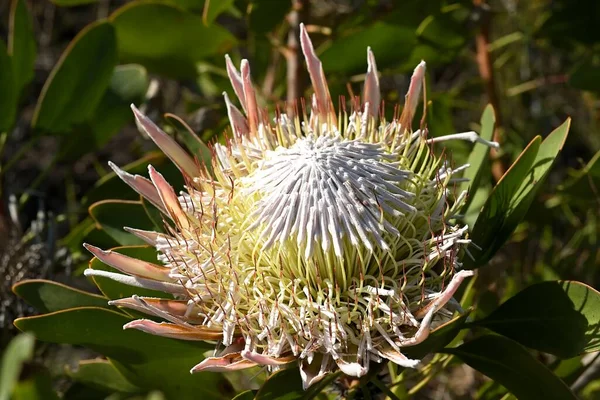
[12,279,110,314]
[110,2,236,78]
[50,0,98,6]
[11,373,60,400]
[254,368,303,400]
[232,390,256,400]
[253,367,339,400]
[473,281,600,358]
[89,200,158,246]
[557,149,600,205]
[89,245,170,300]
[460,105,495,201]
[569,57,600,93]
[446,335,577,400]
[0,40,16,132]
[32,21,117,133]
[14,307,232,399]
[8,0,37,97]
[248,0,291,34]
[67,359,141,394]
[466,119,571,267]
[204,0,234,25]
[321,22,416,73]
[90,64,149,147]
[0,333,35,400]
[415,4,469,50]
[82,151,182,207]
[404,310,471,359]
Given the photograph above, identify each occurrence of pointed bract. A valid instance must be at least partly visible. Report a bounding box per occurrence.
[131,105,200,178]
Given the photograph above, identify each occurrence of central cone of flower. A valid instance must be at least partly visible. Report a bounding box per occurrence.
[83,24,498,388]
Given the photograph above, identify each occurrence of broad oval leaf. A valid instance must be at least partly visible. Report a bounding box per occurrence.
[8,0,36,97]
[446,335,577,400]
[474,281,600,358]
[110,2,236,78]
[14,307,232,399]
[89,200,158,246]
[320,22,416,73]
[32,21,117,133]
[90,64,149,147]
[467,119,571,267]
[12,279,111,314]
[254,366,341,400]
[66,359,141,394]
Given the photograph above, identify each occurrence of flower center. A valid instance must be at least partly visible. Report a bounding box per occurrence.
[244,135,415,259]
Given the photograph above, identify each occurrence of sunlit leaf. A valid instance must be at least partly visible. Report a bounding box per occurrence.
[110,2,236,78]
[473,281,600,358]
[14,307,232,399]
[466,119,571,267]
[446,335,577,400]
[89,200,158,246]
[32,21,117,133]
[12,279,111,314]
[321,22,415,73]
[460,104,496,203]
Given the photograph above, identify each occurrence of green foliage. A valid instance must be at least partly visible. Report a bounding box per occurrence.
[110,2,236,78]
[32,22,118,134]
[12,279,111,313]
[66,359,141,394]
[447,335,577,400]
[0,333,35,400]
[473,281,600,358]
[467,119,571,267]
[3,1,600,399]
[460,105,495,203]
[0,39,16,132]
[89,200,158,245]
[8,0,36,98]
[14,307,232,399]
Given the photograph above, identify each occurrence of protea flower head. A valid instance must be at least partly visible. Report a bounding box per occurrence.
[84,25,498,388]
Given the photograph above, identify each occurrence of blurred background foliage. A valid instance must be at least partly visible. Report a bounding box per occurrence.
[0,0,599,399]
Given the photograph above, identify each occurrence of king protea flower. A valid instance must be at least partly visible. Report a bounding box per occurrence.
[83,25,497,389]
